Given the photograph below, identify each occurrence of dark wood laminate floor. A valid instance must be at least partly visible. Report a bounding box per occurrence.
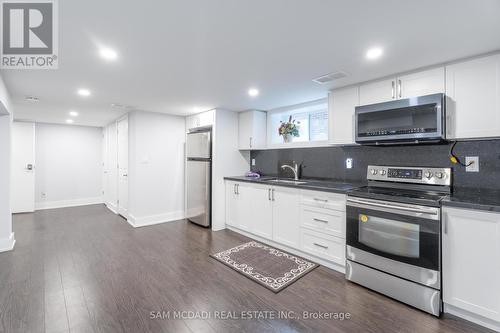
[0,204,492,333]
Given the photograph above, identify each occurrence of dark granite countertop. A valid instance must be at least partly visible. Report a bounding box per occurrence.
[442,188,500,213]
[224,176,365,194]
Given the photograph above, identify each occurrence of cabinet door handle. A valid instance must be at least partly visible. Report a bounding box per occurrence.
[444,218,448,234]
[313,198,328,203]
[236,184,240,195]
[313,242,329,249]
[272,189,275,201]
[249,137,253,148]
[268,188,271,201]
[233,184,237,194]
[391,81,395,99]
[313,218,328,223]
[398,79,402,98]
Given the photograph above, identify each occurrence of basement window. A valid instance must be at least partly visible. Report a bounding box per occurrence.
[268,98,328,145]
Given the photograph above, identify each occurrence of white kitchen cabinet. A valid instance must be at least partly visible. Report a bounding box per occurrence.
[359,78,396,105]
[329,87,359,144]
[446,54,500,139]
[442,207,500,323]
[358,67,445,106]
[248,184,273,239]
[186,110,214,131]
[300,228,345,266]
[225,181,251,231]
[398,67,445,99]
[238,110,267,150]
[272,186,301,248]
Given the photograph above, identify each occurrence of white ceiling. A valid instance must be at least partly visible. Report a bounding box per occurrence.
[2,0,500,127]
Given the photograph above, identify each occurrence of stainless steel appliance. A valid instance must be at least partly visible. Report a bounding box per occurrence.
[346,165,451,316]
[186,129,212,227]
[355,93,445,145]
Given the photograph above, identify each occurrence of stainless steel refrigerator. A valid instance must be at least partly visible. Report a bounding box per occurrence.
[186,129,212,227]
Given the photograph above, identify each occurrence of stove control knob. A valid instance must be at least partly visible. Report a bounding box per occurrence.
[370,169,378,175]
[435,172,445,179]
[380,170,387,176]
[424,171,433,179]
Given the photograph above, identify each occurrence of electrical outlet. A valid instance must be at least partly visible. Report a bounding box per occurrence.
[466,156,479,172]
[346,158,353,169]
[251,158,256,166]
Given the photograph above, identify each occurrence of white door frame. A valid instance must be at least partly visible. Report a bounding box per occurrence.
[117,116,129,218]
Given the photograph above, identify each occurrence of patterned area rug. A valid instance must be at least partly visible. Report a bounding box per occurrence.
[210,241,318,293]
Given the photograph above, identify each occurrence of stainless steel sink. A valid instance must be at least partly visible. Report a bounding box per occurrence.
[267,179,308,185]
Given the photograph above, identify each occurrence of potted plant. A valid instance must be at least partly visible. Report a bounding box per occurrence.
[278,116,300,143]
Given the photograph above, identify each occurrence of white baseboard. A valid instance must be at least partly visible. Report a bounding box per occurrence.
[0,233,15,253]
[35,197,103,210]
[226,226,345,274]
[105,202,118,214]
[127,210,185,228]
[444,304,500,332]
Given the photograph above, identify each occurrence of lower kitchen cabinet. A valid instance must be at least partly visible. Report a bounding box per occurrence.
[442,207,500,326]
[225,180,347,271]
[272,186,300,248]
[248,184,273,239]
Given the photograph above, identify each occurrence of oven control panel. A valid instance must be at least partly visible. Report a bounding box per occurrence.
[367,165,451,186]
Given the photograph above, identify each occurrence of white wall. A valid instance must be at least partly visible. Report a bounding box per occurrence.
[212,109,250,231]
[127,111,185,227]
[0,74,14,252]
[35,123,103,210]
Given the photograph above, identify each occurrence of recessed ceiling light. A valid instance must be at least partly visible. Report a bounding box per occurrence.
[99,47,118,61]
[366,47,383,60]
[248,88,259,97]
[66,119,74,124]
[77,89,91,97]
[69,111,79,117]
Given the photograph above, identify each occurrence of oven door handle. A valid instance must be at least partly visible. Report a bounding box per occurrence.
[347,198,438,215]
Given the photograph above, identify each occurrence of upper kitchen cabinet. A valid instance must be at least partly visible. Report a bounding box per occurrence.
[238,110,267,150]
[359,78,395,105]
[329,86,359,144]
[359,67,445,106]
[186,110,214,131]
[446,53,500,139]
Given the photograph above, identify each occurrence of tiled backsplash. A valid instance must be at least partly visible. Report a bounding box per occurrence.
[250,139,500,190]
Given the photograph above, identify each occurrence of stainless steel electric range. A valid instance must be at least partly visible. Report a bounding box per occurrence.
[346,165,451,316]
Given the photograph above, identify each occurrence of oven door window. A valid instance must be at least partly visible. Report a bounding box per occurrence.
[346,206,439,271]
[358,214,420,258]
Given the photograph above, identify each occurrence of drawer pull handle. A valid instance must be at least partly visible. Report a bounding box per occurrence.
[313,218,328,223]
[313,198,328,203]
[313,242,329,249]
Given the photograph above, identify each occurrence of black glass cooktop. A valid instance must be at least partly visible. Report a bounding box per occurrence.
[349,186,449,207]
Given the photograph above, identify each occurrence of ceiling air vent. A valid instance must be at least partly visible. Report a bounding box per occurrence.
[312,71,348,84]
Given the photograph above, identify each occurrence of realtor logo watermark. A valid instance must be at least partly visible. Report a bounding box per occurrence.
[0,0,58,69]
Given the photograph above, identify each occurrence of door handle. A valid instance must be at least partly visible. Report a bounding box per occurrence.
[234,184,237,194]
[26,164,33,171]
[236,184,240,195]
[271,189,275,201]
[123,174,128,177]
[268,188,271,201]
[444,218,448,234]
[249,137,253,148]
[398,79,402,98]
[391,81,395,99]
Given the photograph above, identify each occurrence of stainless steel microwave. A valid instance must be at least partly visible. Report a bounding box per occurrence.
[355,93,445,145]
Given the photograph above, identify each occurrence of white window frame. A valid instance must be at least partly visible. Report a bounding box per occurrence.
[266,97,330,149]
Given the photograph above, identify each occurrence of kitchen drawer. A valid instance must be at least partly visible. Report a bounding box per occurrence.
[300,190,346,211]
[300,206,345,238]
[300,228,345,266]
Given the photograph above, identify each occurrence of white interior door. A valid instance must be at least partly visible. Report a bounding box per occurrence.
[11,122,35,213]
[117,117,128,217]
